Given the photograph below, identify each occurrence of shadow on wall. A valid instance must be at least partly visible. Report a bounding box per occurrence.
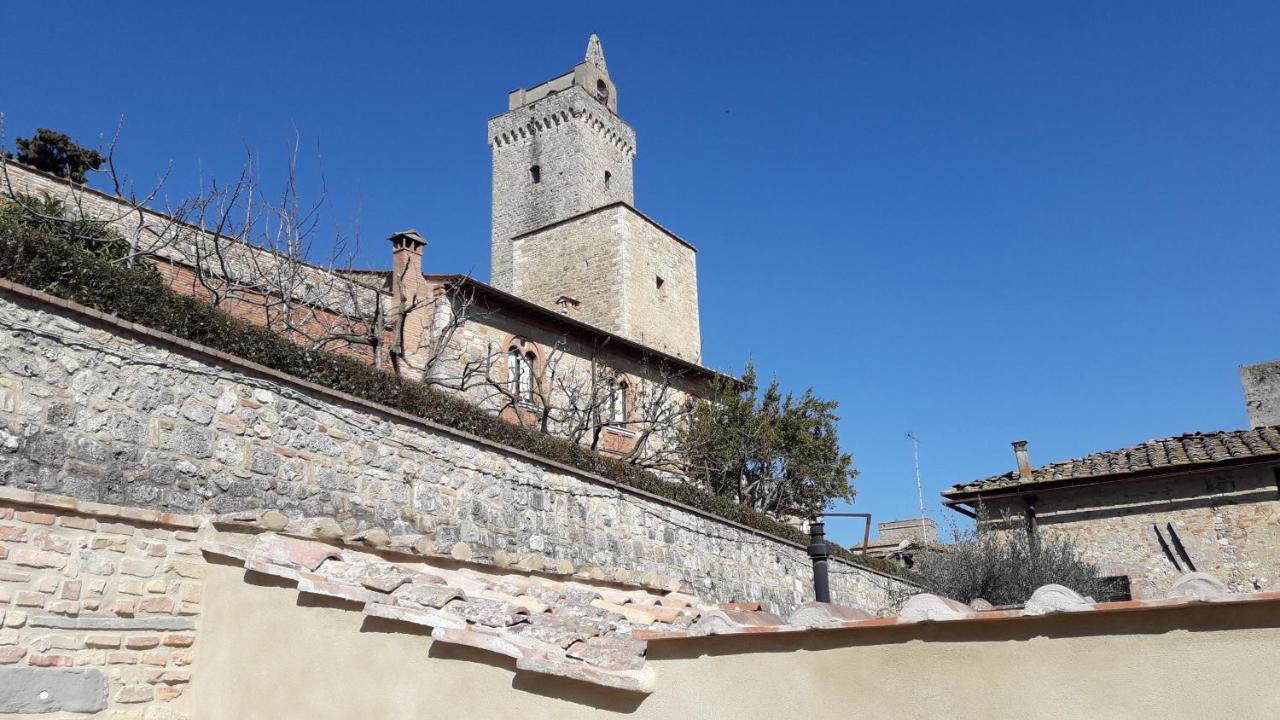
[234,561,649,713]
[426,643,648,714]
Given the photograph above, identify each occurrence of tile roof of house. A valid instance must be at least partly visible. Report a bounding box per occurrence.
[944,427,1280,499]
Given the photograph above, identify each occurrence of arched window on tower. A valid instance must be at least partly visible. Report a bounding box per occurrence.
[604,170,612,189]
[529,165,541,184]
[596,79,610,106]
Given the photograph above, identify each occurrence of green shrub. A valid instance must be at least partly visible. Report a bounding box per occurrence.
[0,211,908,579]
[902,514,1104,605]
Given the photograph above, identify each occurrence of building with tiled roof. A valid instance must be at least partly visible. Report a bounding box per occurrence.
[943,360,1280,600]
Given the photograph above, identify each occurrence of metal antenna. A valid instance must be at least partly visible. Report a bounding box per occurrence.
[906,432,927,540]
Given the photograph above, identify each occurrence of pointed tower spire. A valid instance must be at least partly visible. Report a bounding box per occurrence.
[585,33,608,74]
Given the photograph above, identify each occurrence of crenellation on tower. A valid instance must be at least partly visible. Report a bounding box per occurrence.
[488,34,701,363]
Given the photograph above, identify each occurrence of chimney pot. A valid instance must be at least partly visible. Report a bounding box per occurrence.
[1012,440,1033,481]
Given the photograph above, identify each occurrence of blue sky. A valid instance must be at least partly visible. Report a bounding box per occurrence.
[3,2,1277,545]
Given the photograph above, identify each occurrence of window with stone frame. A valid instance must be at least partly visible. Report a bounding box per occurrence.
[507,346,537,403]
[606,377,629,426]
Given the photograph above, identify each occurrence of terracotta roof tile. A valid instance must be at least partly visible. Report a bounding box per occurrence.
[945,427,1280,497]
[203,529,705,693]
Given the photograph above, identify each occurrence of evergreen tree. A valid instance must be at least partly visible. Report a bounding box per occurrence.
[14,128,104,183]
[681,364,857,519]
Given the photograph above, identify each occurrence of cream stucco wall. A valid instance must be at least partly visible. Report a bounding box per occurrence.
[194,561,1280,720]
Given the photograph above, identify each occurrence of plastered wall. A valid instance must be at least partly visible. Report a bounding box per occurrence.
[194,560,1280,720]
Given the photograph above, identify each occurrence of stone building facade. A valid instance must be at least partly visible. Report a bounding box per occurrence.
[489,36,701,363]
[1242,358,1280,429]
[944,383,1280,599]
[1,34,716,465]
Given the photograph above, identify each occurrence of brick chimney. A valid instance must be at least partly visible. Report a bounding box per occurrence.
[389,229,428,304]
[1012,440,1033,482]
[1241,360,1280,429]
[388,229,430,378]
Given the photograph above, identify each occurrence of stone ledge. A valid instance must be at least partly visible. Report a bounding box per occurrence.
[0,486,200,529]
[28,616,197,631]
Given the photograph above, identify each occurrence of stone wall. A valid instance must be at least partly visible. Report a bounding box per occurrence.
[512,205,701,363]
[489,86,636,292]
[1242,359,1280,429]
[0,489,202,717]
[0,285,909,612]
[981,464,1280,598]
[510,206,630,342]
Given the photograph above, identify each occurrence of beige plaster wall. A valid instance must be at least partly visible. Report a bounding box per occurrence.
[194,561,1280,720]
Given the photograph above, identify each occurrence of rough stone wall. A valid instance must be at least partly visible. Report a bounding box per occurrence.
[510,207,628,340]
[0,288,908,612]
[981,466,1280,597]
[489,86,636,292]
[511,206,701,363]
[617,211,700,363]
[1241,359,1280,429]
[0,491,202,717]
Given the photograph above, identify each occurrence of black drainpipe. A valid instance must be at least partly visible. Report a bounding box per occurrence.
[808,518,831,603]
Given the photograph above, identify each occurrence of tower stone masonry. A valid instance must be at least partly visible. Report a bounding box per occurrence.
[488,35,702,363]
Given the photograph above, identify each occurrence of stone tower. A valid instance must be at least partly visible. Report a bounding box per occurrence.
[488,35,702,363]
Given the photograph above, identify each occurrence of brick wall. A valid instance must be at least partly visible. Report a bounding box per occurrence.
[0,489,202,716]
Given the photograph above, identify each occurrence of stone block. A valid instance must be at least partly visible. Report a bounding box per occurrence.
[28,616,195,631]
[0,668,108,712]
[787,602,874,628]
[1168,572,1229,602]
[1023,585,1093,616]
[898,594,973,622]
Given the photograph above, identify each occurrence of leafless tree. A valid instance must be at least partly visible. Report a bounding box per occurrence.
[2,118,703,464]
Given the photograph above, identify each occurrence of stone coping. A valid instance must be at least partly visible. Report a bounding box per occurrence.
[0,279,905,584]
[0,486,200,529]
[639,589,1280,644]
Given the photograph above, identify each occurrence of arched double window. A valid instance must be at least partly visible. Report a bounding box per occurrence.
[507,347,537,402]
[605,377,629,425]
